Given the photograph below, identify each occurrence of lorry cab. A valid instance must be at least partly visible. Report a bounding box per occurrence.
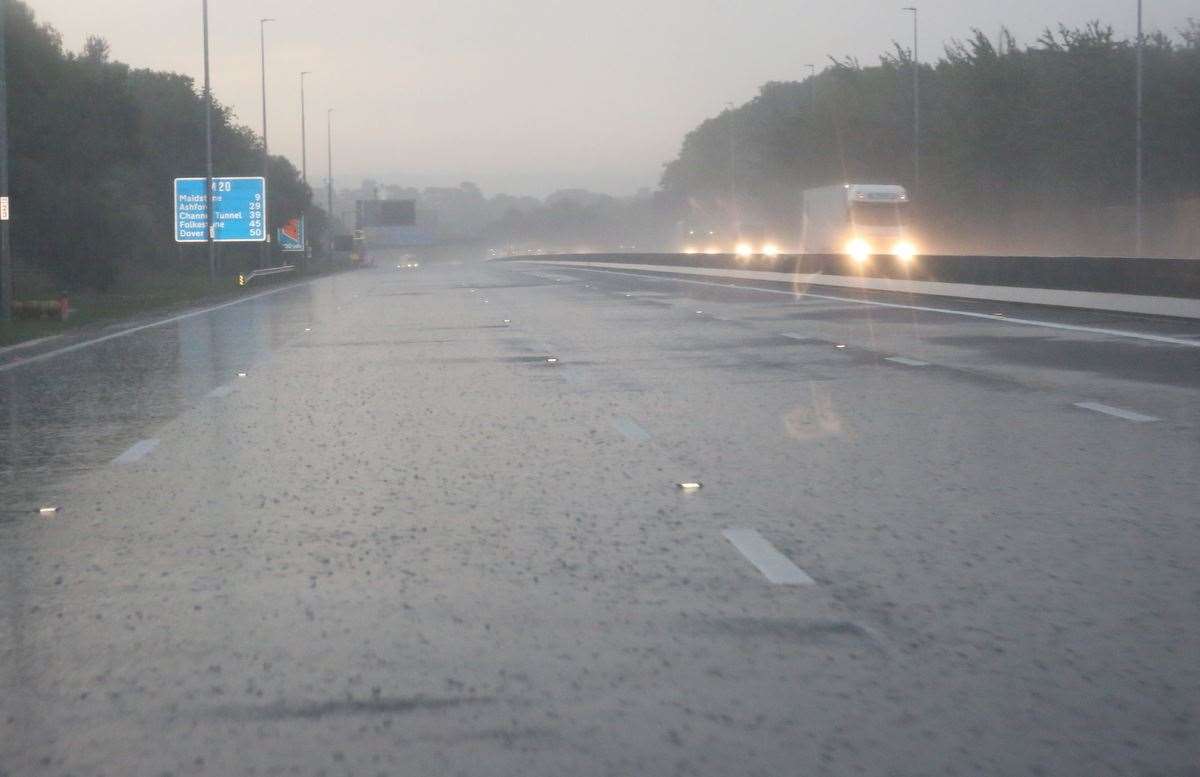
[801,184,917,261]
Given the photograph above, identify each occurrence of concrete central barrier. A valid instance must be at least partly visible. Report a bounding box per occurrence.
[505,253,1200,320]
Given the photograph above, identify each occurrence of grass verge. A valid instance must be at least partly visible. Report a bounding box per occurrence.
[0,270,302,348]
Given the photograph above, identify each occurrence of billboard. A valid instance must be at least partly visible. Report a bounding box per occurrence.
[356,199,416,228]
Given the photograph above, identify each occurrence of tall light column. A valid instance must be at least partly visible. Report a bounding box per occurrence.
[1135,0,1144,256]
[326,109,334,260]
[203,0,215,283]
[805,63,816,114]
[300,71,311,185]
[903,6,920,194]
[0,0,13,318]
[726,102,736,226]
[258,17,275,268]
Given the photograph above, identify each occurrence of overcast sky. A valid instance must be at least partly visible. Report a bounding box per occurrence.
[31,0,1198,197]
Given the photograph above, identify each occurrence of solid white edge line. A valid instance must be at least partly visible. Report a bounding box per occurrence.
[0,279,316,373]
[722,528,815,585]
[518,262,1200,348]
[0,334,64,356]
[112,438,161,465]
[1074,402,1159,422]
[885,356,930,367]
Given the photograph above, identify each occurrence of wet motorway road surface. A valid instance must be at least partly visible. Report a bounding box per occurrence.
[2,251,1198,776]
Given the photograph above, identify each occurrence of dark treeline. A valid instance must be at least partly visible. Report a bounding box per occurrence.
[661,22,1200,257]
[8,1,321,289]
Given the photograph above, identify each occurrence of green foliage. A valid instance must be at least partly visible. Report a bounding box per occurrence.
[7,1,313,289]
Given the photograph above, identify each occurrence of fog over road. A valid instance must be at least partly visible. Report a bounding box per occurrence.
[2,249,1197,776]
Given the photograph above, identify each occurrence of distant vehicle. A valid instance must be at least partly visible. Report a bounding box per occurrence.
[332,234,355,264]
[677,220,725,255]
[352,230,373,266]
[733,223,781,259]
[800,184,917,262]
[332,233,370,266]
[397,254,421,269]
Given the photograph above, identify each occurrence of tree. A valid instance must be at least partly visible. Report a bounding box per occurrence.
[7,1,316,288]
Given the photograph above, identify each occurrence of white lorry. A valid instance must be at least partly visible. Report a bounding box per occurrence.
[800,184,917,261]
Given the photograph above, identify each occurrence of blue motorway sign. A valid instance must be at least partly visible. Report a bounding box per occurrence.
[174,177,266,242]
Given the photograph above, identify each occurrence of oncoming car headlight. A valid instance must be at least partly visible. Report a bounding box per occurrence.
[762,243,780,258]
[735,242,754,259]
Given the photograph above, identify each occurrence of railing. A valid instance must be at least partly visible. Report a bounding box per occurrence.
[237,265,296,287]
[502,252,1200,319]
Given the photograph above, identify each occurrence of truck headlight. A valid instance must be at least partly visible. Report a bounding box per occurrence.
[846,239,871,263]
[892,241,917,262]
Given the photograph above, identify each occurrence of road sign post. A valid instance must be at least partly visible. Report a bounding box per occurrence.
[174,177,267,243]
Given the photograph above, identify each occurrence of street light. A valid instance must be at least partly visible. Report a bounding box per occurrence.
[259,17,275,269]
[300,71,311,259]
[0,0,13,320]
[805,63,816,114]
[726,101,737,224]
[902,6,920,195]
[300,72,311,186]
[1135,0,1144,255]
[203,0,215,284]
[326,108,334,261]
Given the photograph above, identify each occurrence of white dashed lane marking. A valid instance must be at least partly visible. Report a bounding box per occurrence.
[885,356,930,367]
[722,528,815,585]
[112,438,161,465]
[612,417,651,442]
[1074,402,1159,423]
[207,384,234,398]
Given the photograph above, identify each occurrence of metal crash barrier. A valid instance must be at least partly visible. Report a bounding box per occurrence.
[237,265,296,287]
[12,295,70,321]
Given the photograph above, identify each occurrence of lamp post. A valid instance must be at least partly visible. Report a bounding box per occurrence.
[0,0,13,319]
[726,102,736,224]
[258,17,274,268]
[300,71,311,258]
[1135,0,1144,256]
[805,63,816,114]
[203,0,215,284]
[902,6,920,195]
[326,109,334,260]
[300,71,311,185]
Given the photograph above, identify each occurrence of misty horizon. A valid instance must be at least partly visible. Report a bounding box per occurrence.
[28,0,1200,198]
